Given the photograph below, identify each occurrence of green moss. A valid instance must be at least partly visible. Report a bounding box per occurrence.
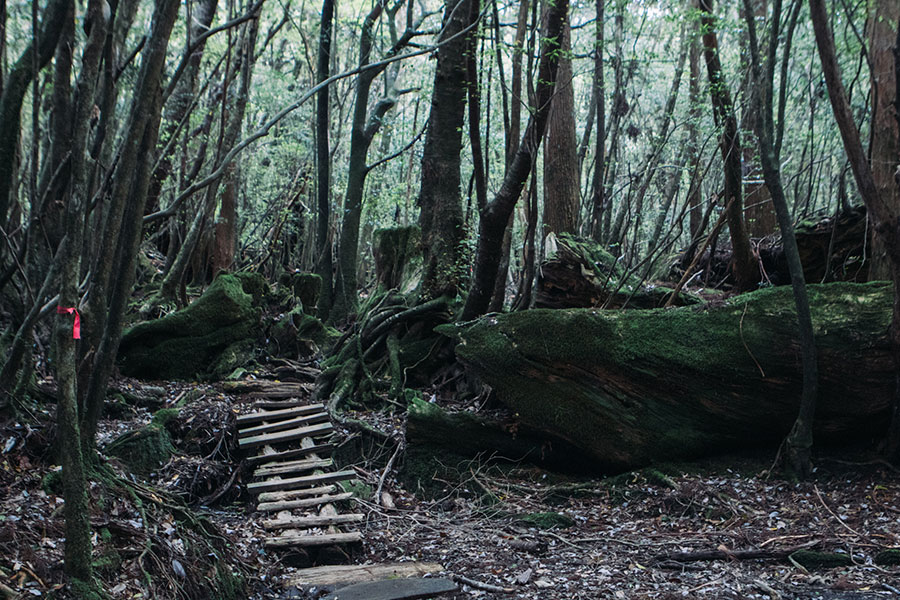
[292,273,322,314]
[214,561,246,600]
[42,470,63,496]
[789,550,853,569]
[151,407,180,427]
[373,226,422,293]
[118,274,263,379]
[68,578,103,600]
[445,282,894,471]
[105,424,174,474]
[875,549,900,566]
[340,480,373,499]
[93,548,122,575]
[518,511,574,529]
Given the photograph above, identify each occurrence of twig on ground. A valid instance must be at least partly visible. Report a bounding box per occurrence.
[452,574,515,594]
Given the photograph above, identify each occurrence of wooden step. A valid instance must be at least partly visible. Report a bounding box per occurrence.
[252,399,311,409]
[238,422,333,449]
[323,577,458,600]
[247,470,356,494]
[265,531,363,549]
[286,562,446,587]
[257,492,355,512]
[246,443,333,465]
[238,412,329,437]
[257,484,337,504]
[263,513,364,531]
[254,457,333,478]
[236,403,326,425]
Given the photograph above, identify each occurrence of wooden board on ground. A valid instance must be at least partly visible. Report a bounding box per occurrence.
[246,443,334,465]
[238,412,329,437]
[254,457,333,478]
[237,422,333,449]
[235,403,326,425]
[256,492,355,512]
[322,578,458,600]
[262,513,364,531]
[265,531,362,548]
[256,484,337,503]
[247,469,356,493]
[286,563,445,587]
[223,380,312,398]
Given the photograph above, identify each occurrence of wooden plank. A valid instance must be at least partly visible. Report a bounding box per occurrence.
[238,412,329,437]
[246,443,333,465]
[235,403,325,425]
[247,470,356,493]
[257,484,336,503]
[254,457,333,478]
[262,513,364,530]
[237,422,332,449]
[252,399,310,409]
[286,563,445,587]
[256,492,355,512]
[323,578,458,600]
[265,531,362,549]
[223,380,312,397]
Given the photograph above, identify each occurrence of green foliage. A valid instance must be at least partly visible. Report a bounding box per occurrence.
[518,511,575,529]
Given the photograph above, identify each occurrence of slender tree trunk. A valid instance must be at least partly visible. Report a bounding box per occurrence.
[81,0,181,451]
[462,0,569,320]
[686,12,703,239]
[156,14,259,302]
[542,16,578,236]
[698,0,757,293]
[314,0,335,319]
[744,0,818,477]
[808,0,900,461]
[588,0,605,243]
[0,0,69,234]
[867,0,900,281]
[212,162,237,275]
[55,0,108,584]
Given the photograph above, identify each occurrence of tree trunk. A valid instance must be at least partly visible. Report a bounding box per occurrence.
[212,162,237,275]
[588,0,605,243]
[867,0,900,281]
[698,0,757,293]
[686,13,703,239]
[808,0,900,461]
[461,0,569,320]
[314,0,335,319]
[0,0,69,234]
[449,282,894,472]
[81,0,181,451]
[54,0,108,585]
[743,0,818,477]
[542,16,578,237]
[417,0,478,301]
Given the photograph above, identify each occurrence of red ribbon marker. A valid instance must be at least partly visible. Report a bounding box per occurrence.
[56,307,81,339]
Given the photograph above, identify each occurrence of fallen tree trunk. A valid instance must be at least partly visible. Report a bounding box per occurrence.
[442,282,894,472]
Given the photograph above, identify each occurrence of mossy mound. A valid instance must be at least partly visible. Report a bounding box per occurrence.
[373,226,422,293]
[118,273,267,380]
[105,422,174,474]
[269,306,341,358]
[443,282,894,472]
[518,512,575,529]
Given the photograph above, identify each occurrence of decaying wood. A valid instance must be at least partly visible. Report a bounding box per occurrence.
[257,484,338,503]
[256,492,355,512]
[247,469,356,493]
[235,403,326,425]
[237,422,333,449]
[264,531,363,548]
[286,562,445,587]
[253,457,333,478]
[262,513,364,530]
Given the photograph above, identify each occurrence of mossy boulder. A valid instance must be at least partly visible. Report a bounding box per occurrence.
[105,421,174,474]
[537,232,700,309]
[269,306,340,358]
[442,282,894,472]
[118,273,266,380]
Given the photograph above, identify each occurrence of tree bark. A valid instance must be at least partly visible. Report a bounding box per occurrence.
[743,0,818,477]
[588,0,605,243]
[461,0,569,320]
[417,0,478,301]
[808,0,900,462]
[867,0,900,280]
[542,16,578,237]
[81,0,181,451]
[314,0,335,319]
[698,0,757,293]
[0,0,69,234]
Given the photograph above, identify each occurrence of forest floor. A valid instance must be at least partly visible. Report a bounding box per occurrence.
[1,377,899,599]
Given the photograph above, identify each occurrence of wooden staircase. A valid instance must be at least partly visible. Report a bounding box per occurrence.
[237,397,363,550]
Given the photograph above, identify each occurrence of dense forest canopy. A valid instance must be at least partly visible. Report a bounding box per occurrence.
[1,0,900,593]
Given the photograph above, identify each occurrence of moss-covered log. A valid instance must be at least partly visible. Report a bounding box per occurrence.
[443,282,894,472]
[537,233,700,309]
[118,273,266,379]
